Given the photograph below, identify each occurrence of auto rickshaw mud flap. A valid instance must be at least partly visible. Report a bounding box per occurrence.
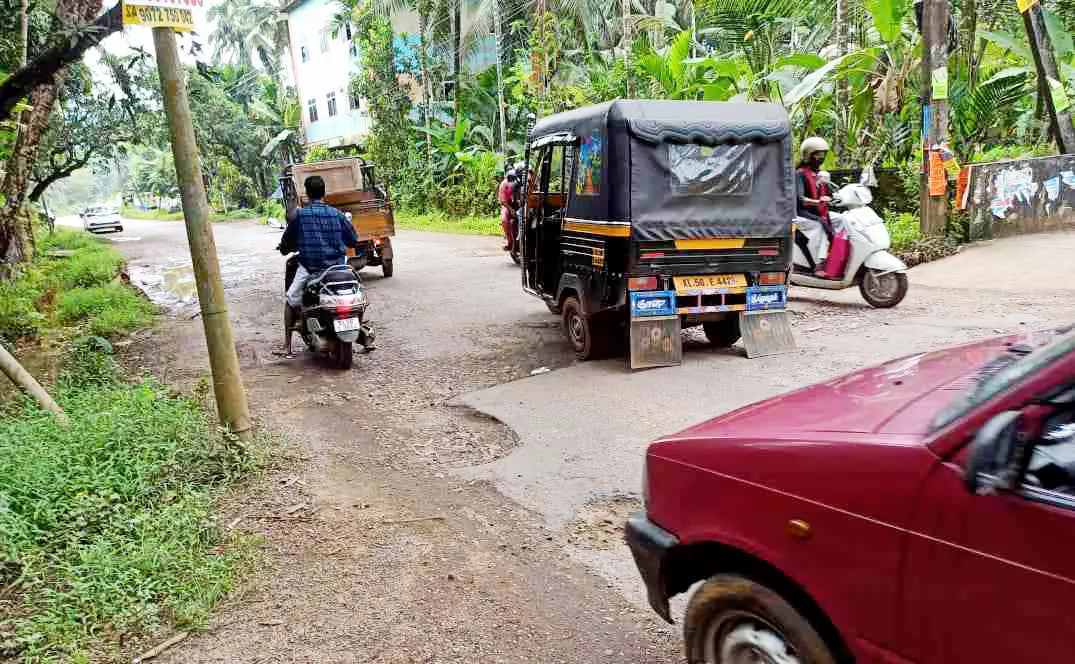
[739,310,797,358]
[628,290,682,370]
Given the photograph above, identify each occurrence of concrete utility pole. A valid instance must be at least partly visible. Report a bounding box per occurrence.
[1020,1,1075,153]
[153,27,252,441]
[920,0,949,235]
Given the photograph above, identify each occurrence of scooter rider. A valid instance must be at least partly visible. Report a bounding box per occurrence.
[795,137,834,274]
[278,175,360,356]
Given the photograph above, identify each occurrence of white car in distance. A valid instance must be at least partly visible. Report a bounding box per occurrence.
[81,205,123,234]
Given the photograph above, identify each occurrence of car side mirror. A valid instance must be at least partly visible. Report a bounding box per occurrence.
[964,410,1024,495]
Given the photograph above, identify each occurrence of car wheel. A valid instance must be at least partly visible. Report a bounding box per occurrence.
[116,226,124,233]
[858,270,907,308]
[702,317,742,348]
[685,575,837,664]
[561,296,605,361]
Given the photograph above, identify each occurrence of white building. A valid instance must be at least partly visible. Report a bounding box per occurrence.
[284,0,496,148]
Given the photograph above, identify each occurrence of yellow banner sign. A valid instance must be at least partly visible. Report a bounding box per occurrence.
[1016,0,1038,13]
[122,2,195,30]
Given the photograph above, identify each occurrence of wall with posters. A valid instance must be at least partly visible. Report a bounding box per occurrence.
[962,154,1075,240]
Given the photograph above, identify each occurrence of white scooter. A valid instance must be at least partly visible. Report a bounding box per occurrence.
[790,182,909,308]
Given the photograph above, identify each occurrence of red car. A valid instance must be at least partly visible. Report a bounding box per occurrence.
[627,325,1075,664]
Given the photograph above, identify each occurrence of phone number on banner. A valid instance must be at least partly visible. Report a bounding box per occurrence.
[122,2,195,30]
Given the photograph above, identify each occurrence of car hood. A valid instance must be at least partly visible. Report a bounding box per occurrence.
[671,330,1058,439]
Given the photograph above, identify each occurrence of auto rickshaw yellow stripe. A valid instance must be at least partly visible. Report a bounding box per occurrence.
[563,221,632,237]
[673,238,746,250]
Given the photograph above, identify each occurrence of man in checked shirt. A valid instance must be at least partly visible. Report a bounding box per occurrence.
[278,175,360,356]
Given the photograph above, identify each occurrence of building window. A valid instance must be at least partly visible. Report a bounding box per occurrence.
[345,23,352,40]
[326,92,337,118]
[307,98,318,123]
[349,93,360,111]
[300,44,308,62]
[320,28,329,53]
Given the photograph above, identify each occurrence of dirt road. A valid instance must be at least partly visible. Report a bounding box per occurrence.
[95,216,1075,663]
[101,217,675,663]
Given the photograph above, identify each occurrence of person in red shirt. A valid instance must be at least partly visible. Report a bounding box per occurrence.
[498,167,517,252]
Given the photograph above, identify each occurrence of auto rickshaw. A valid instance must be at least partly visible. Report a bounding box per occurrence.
[281,157,396,278]
[519,100,796,369]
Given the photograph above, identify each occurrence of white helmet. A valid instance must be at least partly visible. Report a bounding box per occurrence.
[800,136,830,162]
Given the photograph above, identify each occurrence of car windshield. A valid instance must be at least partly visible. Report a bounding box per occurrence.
[87,207,112,216]
[932,325,1075,431]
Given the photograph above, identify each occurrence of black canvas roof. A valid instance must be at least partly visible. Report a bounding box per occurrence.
[531,100,790,145]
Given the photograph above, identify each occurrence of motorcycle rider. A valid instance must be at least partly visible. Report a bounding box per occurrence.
[795,136,834,274]
[279,175,360,356]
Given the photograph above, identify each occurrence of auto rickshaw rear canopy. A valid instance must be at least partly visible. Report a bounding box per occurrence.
[529,99,795,242]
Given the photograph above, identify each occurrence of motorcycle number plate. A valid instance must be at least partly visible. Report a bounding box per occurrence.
[333,317,361,332]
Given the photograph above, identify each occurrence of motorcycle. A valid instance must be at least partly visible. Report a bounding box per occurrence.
[790,182,909,308]
[284,257,375,370]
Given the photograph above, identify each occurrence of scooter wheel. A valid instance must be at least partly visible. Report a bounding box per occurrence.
[332,340,354,370]
[859,270,908,308]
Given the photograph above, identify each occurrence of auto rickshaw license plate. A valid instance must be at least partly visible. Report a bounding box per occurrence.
[674,274,747,292]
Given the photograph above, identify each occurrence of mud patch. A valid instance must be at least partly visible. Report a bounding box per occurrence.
[567,495,643,550]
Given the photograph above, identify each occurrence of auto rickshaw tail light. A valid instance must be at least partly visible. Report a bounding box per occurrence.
[628,276,658,291]
[759,272,785,285]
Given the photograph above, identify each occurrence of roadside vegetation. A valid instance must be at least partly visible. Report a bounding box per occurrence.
[0,230,155,341]
[0,226,265,662]
[395,210,500,236]
[121,204,285,224]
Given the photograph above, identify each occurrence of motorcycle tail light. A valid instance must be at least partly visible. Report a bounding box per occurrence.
[759,272,785,285]
[628,276,658,291]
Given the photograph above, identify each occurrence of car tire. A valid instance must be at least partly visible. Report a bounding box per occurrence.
[116,226,124,233]
[684,574,838,664]
[561,295,605,361]
[702,317,741,348]
[858,270,907,308]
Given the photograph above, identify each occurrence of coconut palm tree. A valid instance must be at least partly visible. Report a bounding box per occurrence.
[208,0,289,77]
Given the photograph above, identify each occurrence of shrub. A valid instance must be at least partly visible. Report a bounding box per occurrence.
[887,211,921,253]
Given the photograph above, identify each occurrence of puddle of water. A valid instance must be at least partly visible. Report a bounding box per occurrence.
[162,266,197,298]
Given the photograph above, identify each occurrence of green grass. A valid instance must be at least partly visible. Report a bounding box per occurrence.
[0,229,159,341]
[887,211,921,253]
[57,284,157,336]
[395,210,501,236]
[121,206,265,223]
[0,349,263,662]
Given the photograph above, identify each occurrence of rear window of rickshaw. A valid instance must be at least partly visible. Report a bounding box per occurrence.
[668,143,753,197]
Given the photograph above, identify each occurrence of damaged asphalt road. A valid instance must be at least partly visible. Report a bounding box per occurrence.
[99,215,1075,662]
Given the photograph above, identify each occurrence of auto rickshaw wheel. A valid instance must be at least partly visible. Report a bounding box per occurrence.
[382,258,394,278]
[561,296,604,361]
[703,316,742,348]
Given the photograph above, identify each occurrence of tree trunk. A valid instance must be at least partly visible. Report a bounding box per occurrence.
[417,7,432,163]
[833,0,850,165]
[0,0,104,272]
[961,0,977,84]
[0,81,61,268]
[0,2,122,123]
[451,0,461,120]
